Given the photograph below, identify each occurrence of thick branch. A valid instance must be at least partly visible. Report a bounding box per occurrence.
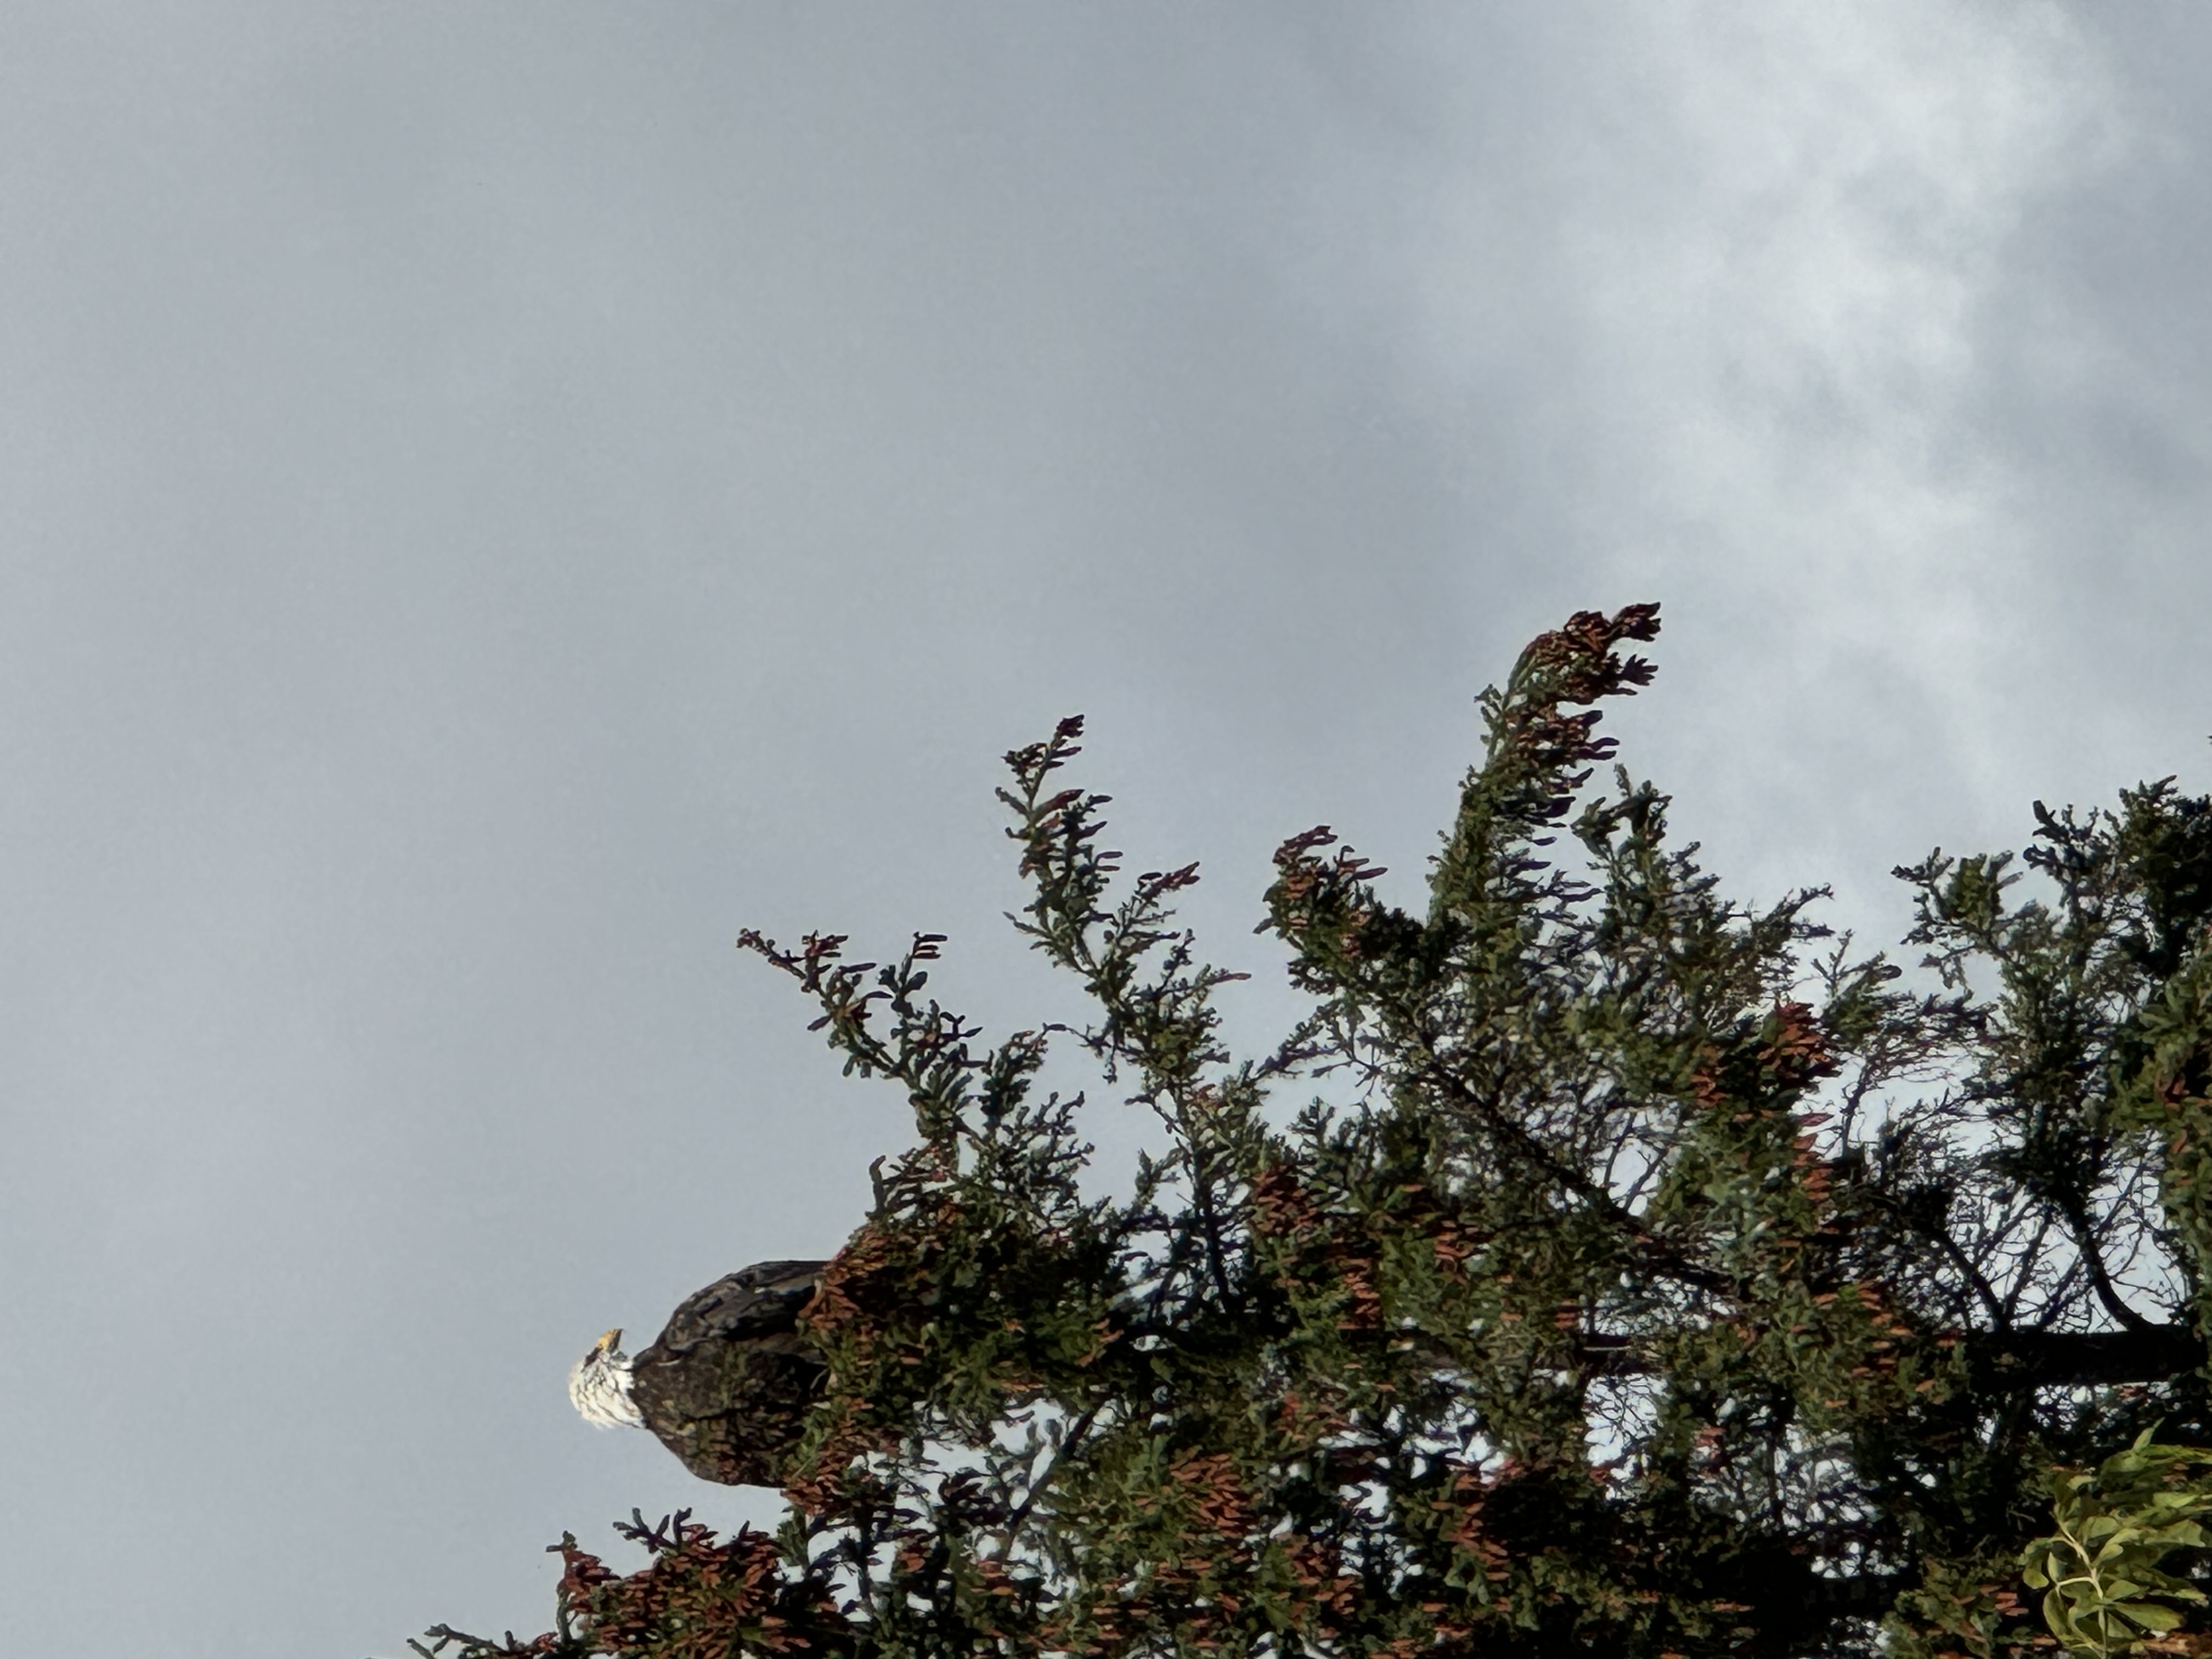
[1577,1324,2207,1388]
[1965,1323,2204,1389]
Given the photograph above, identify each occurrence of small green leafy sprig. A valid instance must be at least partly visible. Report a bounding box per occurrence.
[2025,1429,2212,1656]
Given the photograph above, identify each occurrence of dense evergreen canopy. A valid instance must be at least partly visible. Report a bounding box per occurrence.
[420,605,2212,1659]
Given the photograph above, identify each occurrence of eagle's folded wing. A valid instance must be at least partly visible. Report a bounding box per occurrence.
[630,1260,832,1487]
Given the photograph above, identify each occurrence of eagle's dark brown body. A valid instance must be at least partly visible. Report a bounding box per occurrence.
[630,1259,829,1487]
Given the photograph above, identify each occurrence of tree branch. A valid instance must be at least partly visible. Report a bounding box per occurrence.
[1577,1324,2207,1388]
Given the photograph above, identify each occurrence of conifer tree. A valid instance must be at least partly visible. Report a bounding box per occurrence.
[418,605,2212,1659]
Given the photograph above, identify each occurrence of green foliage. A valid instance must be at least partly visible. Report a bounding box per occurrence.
[2024,1431,2212,1656]
[414,605,2212,1659]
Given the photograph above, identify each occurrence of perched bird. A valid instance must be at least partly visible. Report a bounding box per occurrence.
[568,1259,830,1487]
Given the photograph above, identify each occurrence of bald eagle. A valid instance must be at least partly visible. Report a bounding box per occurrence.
[568,1259,830,1487]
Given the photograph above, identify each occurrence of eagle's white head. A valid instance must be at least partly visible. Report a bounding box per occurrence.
[568,1328,646,1429]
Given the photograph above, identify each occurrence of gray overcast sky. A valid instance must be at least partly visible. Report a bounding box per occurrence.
[4,5,2211,1654]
